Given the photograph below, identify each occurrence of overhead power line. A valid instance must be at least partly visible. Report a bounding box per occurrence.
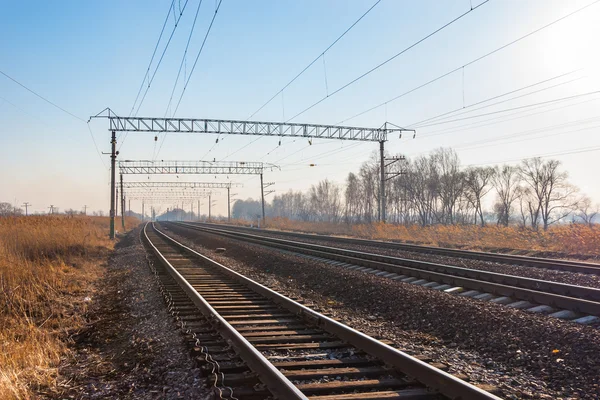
[173,0,224,115]
[467,145,600,167]
[133,0,191,117]
[0,69,107,168]
[418,95,600,138]
[286,0,492,122]
[414,90,600,128]
[164,0,205,117]
[129,0,175,117]
[0,69,84,122]
[246,0,382,120]
[338,0,600,125]
[406,70,580,127]
[155,0,224,160]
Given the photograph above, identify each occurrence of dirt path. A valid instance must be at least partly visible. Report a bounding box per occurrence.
[46,228,212,400]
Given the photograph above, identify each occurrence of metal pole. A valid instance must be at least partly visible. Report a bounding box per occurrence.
[380,140,386,223]
[120,173,125,229]
[142,201,145,222]
[128,199,131,217]
[109,131,116,239]
[227,186,231,222]
[198,200,200,221]
[209,194,212,222]
[260,173,265,226]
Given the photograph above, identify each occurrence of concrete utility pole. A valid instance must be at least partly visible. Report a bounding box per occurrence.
[83,205,88,215]
[22,202,30,216]
[120,173,125,229]
[208,194,212,222]
[260,173,265,225]
[227,186,231,222]
[142,201,145,222]
[379,140,385,223]
[198,200,201,221]
[109,131,117,239]
[128,199,131,217]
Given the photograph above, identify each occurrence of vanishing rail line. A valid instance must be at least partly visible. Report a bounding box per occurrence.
[193,222,600,275]
[144,223,500,399]
[169,222,600,322]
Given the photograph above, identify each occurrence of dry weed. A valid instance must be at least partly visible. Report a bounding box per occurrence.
[0,215,137,399]
[227,217,600,257]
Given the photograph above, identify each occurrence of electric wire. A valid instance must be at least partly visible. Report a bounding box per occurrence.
[406,70,581,127]
[223,1,381,161]
[134,0,191,117]
[467,145,600,166]
[0,69,85,122]
[246,0,382,120]
[0,69,107,168]
[164,0,205,117]
[337,0,600,125]
[155,0,224,160]
[129,0,175,117]
[419,95,600,138]
[414,89,600,128]
[172,0,224,115]
[286,0,492,123]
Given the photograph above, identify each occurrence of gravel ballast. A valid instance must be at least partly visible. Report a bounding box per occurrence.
[52,228,212,400]
[215,226,600,288]
[162,222,600,400]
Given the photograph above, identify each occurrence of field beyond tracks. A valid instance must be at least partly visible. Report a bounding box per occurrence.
[0,216,137,399]
[234,218,600,260]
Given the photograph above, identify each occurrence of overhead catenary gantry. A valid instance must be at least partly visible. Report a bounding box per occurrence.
[117,159,279,235]
[91,109,412,238]
[122,181,243,189]
[123,182,243,223]
[126,191,214,223]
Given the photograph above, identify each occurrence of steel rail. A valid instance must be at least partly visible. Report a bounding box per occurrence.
[196,222,600,275]
[173,222,600,316]
[148,222,501,400]
[143,223,307,399]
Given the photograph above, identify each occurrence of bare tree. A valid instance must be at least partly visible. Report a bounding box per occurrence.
[308,179,342,222]
[464,166,495,226]
[519,158,580,230]
[576,196,599,226]
[492,165,521,226]
[344,172,363,224]
[434,148,465,224]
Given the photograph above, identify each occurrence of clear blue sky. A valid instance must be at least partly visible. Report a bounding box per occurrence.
[1,0,599,215]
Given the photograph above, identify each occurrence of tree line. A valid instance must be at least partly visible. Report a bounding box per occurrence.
[232,148,598,230]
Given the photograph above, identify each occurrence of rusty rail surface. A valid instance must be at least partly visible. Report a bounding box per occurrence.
[173,222,600,318]
[144,222,501,400]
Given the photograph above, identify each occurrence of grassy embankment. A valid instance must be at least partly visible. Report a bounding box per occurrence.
[0,216,137,399]
[229,217,600,258]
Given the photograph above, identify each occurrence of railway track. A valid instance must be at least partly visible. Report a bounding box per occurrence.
[168,222,600,324]
[143,222,501,399]
[192,222,600,275]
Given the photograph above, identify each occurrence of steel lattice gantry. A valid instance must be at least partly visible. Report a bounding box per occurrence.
[117,160,278,229]
[125,191,214,223]
[122,181,243,189]
[106,116,396,142]
[118,160,277,175]
[93,108,413,238]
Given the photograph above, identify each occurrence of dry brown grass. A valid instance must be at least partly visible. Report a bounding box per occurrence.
[0,215,138,399]
[228,217,600,258]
